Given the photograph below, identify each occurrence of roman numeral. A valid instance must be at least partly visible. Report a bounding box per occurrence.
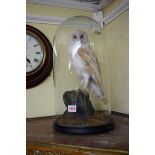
[36,52,40,54]
[34,58,39,63]
[34,44,38,47]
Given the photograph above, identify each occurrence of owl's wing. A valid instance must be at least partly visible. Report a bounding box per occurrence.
[78,47,101,84]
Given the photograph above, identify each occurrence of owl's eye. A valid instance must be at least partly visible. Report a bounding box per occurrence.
[73,35,77,39]
[80,35,83,39]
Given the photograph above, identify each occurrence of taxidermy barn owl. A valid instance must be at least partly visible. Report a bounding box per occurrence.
[69,30,107,103]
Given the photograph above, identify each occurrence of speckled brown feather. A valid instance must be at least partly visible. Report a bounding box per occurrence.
[78,48,100,85]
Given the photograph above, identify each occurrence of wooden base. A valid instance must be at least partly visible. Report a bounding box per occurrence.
[54,120,114,134]
[54,111,115,134]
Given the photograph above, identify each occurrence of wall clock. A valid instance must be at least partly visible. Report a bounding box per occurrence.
[26,25,53,88]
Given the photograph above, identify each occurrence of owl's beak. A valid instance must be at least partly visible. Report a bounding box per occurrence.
[80,40,83,45]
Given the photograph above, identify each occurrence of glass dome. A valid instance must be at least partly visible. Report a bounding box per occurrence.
[53,16,111,115]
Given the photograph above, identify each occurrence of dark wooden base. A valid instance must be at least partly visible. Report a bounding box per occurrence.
[54,119,114,134]
[54,111,115,134]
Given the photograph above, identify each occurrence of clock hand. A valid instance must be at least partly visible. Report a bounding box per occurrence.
[26,57,31,64]
[26,57,33,69]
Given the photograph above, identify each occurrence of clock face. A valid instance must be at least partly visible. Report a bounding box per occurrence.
[26,34,44,73]
[26,25,53,88]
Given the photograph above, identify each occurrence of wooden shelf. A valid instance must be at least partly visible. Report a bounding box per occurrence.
[26,111,129,155]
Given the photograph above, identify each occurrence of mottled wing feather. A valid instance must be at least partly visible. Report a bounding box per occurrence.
[78,47,100,84]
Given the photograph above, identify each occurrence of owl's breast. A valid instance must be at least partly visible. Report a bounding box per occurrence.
[72,53,86,73]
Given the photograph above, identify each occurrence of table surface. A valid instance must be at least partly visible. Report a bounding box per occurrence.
[26,112,129,152]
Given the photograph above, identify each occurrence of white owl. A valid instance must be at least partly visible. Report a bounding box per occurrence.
[69,30,107,103]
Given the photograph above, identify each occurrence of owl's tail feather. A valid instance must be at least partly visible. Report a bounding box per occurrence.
[87,78,108,104]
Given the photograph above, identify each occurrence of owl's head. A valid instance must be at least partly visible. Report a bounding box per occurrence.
[70,30,88,45]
